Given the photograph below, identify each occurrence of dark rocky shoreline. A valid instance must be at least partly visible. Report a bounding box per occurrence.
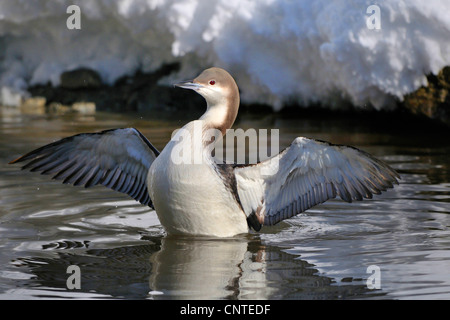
[402,66,450,126]
[14,63,450,129]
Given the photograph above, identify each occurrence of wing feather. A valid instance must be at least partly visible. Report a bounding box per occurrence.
[9,128,159,207]
[234,137,400,228]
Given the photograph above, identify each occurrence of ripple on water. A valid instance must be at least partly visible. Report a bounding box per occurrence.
[0,112,449,299]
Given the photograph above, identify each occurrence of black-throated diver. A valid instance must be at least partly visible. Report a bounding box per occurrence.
[9,67,399,237]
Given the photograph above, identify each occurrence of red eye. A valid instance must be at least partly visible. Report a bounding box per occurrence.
[209,80,216,85]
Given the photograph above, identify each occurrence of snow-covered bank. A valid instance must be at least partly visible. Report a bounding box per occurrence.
[1,0,450,111]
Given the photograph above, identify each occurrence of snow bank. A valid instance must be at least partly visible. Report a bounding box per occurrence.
[1,0,450,109]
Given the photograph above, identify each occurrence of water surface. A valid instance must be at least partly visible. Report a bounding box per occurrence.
[0,108,449,299]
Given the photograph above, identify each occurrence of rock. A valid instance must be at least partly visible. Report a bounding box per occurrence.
[402,66,450,126]
[20,96,46,114]
[72,102,96,114]
[47,102,96,115]
[60,68,102,89]
[1,87,23,106]
[28,63,181,113]
[48,102,71,114]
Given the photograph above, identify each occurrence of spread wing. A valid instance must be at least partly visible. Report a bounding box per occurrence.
[234,137,400,230]
[9,128,159,207]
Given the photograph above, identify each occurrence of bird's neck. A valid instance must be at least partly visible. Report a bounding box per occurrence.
[170,96,239,165]
[199,94,239,136]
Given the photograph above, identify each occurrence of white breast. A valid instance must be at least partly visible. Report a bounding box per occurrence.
[147,120,248,237]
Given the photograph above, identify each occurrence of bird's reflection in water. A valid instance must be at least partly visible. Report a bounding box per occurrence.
[13,235,381,299]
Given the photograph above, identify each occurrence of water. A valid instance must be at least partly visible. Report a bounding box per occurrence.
[0,107,449,300]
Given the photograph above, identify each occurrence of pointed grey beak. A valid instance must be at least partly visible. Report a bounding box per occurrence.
[173,80,203,91]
